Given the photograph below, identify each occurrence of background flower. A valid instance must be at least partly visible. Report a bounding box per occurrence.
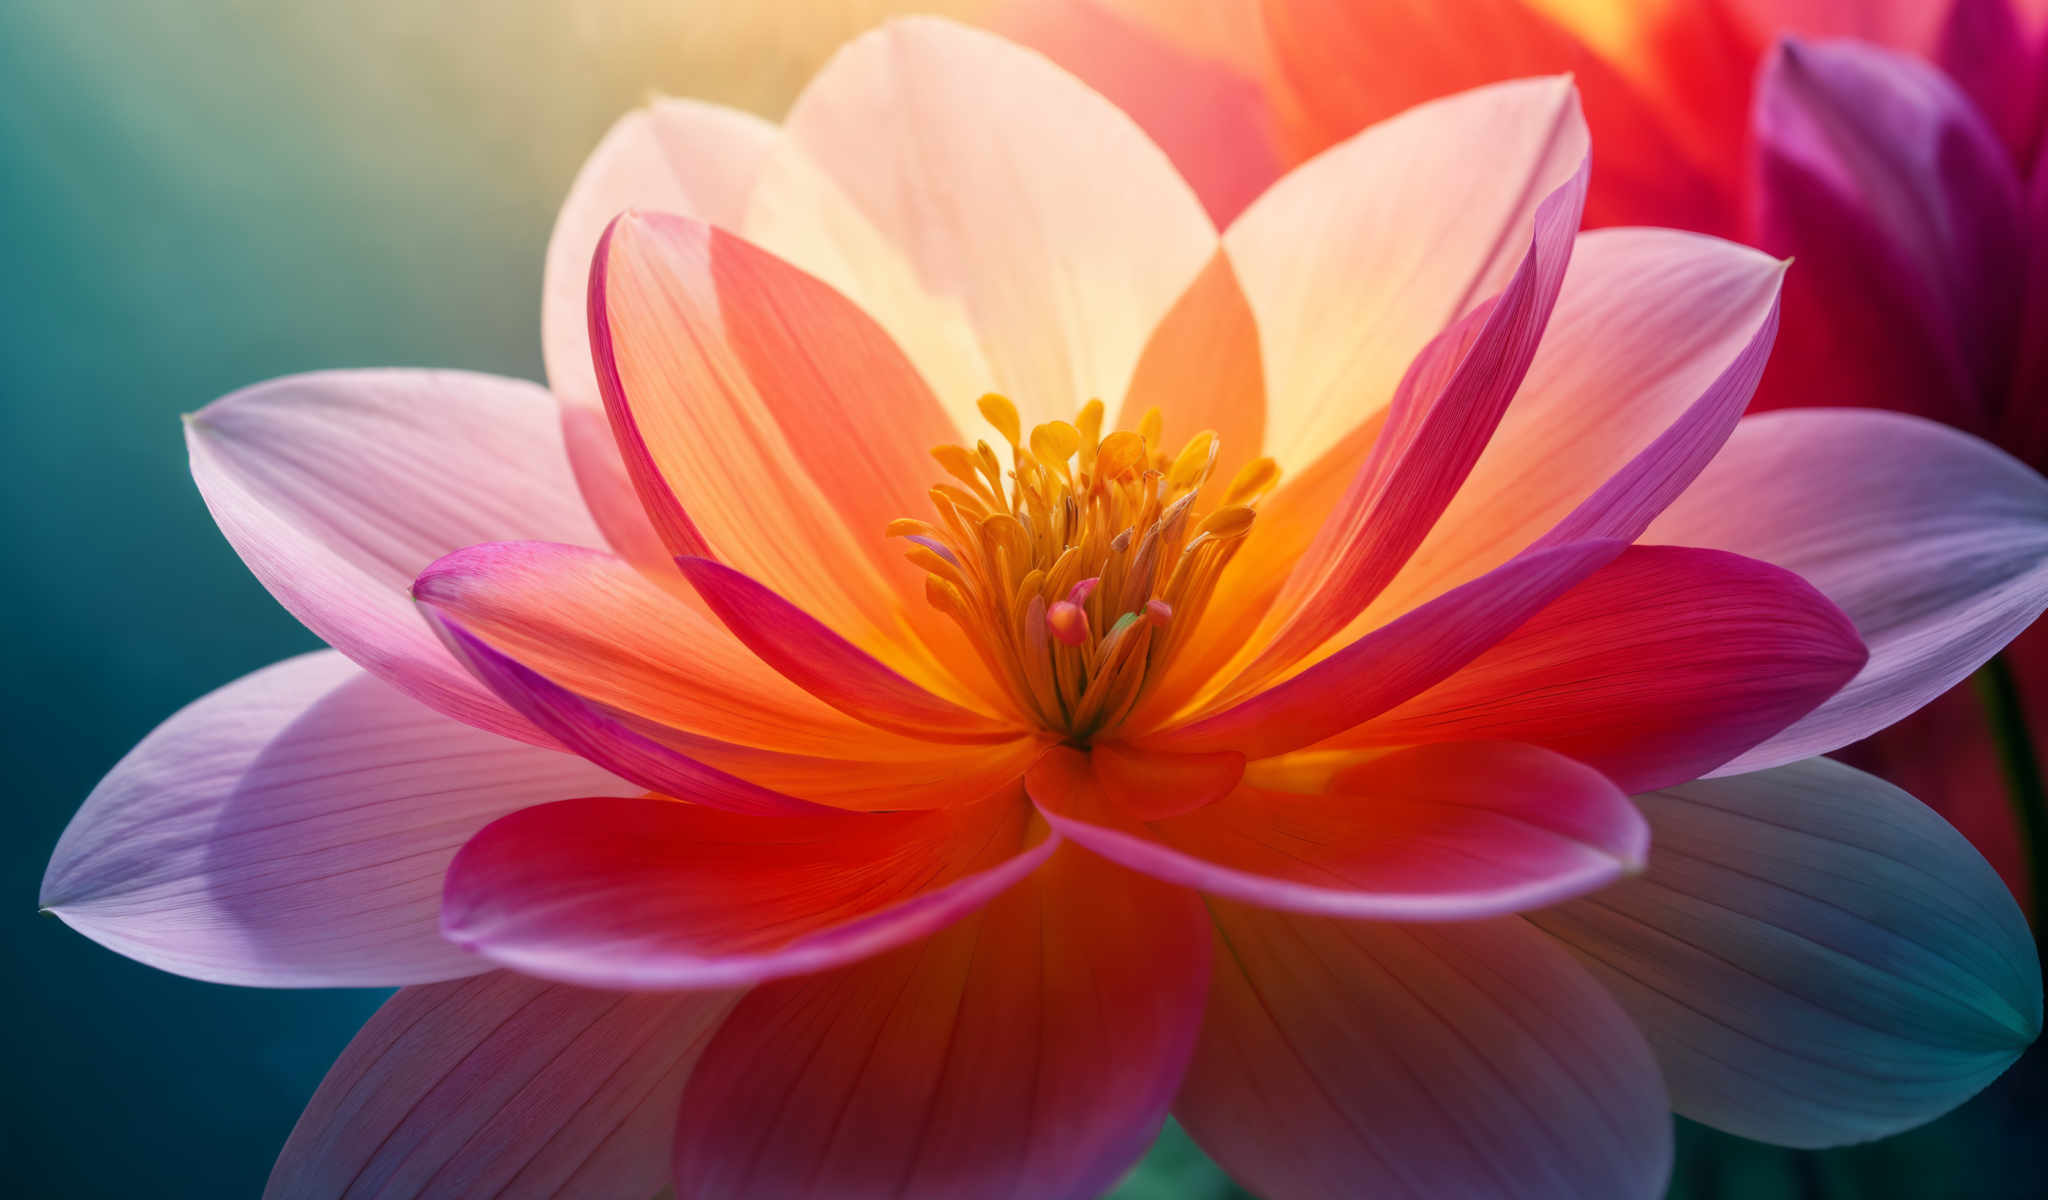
[1007,0,2048,917]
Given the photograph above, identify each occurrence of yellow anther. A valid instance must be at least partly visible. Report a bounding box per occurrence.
[1137,406,1164,452]
[1195,505,1257,540]
[1224,456,1282,506]
[931,444,989,493]
[978,392,1022,446]
[1074,399,1105,463]
[1030,421,1082,468]
[902,395,1271,740]
[1095,431,1148,480]
[1166,431,1219,491]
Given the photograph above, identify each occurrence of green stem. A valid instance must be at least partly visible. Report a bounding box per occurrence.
[1973,653,2048,931]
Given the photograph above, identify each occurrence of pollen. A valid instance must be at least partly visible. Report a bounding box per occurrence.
[890,393,1279,741]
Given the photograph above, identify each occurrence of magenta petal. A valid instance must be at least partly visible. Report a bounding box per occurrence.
[1646,409,2048,773]
[1029,742,1644,920]
[1349,545,1867,793]
[1145,538,1625,758]
[40,652,628,987]
[675,555,1018,742]
[1238,157,1589,684]
[267,971,736,1199]
[441,794,1053,990]
[1178,904,1672,1200]
[1534,758,2040,1147]
[428,613,827,817]
[1752,37,2027,430]
[672,846,1209,1199]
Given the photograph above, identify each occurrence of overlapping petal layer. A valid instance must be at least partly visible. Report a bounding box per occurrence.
[441,793,1053,990]
[1177,903,1674,1200]
[1646,409,2048,772]
[1533,758,2042,1147]
[187,370,607,746]
[40,652,628,987]
[267,971,737,1199]
[1030,741,1646,920]
[742,17,1216,432]
[672,846,1209,1199]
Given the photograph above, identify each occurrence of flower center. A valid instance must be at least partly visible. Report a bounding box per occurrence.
[890,393,1279,742]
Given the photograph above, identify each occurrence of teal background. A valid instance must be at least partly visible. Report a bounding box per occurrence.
[3,3,2041,1196]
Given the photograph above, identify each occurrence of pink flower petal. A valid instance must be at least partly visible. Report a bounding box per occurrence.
[543,99,776,412]
[676,555,1021,742]
[39,652,627,987]
[1223,76,1588,472]
[543,100,779,570]
[1533,757,2041,1147]
[186,369,607,746]
[1230,155,1587,687]
[1178,902,1672,1200]
[440,793,1053,991]
[1142,538,1625,758]
[671,845,1209,1199]
[997,0,1286,225]
[1030,741,1644,920]
[1256,0,1733,233]
[589,210,981,688]
[1344,545,1867,793]
[266,971,736,1199]
[412,540,880,754]
[431,616,829,817]
[1751,37,2027,431]
[1358,228,1787,629]
[416,541,1044,809]
[1645,409,2048,773]
[741,16,1216,432]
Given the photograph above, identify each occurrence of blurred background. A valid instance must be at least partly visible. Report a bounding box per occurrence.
[2,2,2040,1196]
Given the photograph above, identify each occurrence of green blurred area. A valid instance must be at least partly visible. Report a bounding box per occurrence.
[2,4,2040,1196]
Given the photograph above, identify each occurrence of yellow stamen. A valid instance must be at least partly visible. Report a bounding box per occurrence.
[890,394,1281,741]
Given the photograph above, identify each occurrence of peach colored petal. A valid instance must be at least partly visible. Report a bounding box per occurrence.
[997,0,1287,224]
[1223,157,1586,691]
[544,99,777,413]
[672,844,1209,1199]
[412,540,878,755]
[741,16,1216,432]
[433,617,830,817]
[1355,228,1786,632]
[1223,76,1590,474]
[416,541,1040,809]
[544,101,778,572]
[592,210,979,689]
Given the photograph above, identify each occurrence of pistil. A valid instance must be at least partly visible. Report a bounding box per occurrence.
[890,393,1277,741]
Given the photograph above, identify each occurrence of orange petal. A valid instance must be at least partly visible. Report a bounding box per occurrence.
[592,209,993,694]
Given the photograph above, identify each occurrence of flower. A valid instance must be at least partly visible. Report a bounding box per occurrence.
[41,17,2048,1198]
[1009,0,2048,907]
